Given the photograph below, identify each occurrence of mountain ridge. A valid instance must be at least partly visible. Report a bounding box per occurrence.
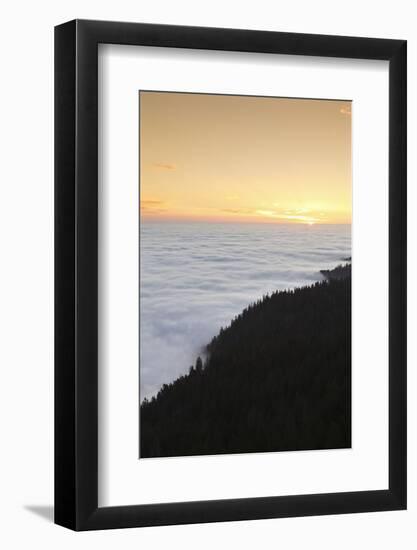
[140,264,351,458]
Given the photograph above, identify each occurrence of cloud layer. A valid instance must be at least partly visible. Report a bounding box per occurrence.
[140,222,351,400]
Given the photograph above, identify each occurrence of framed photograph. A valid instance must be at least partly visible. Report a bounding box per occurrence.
[55,20,406,530]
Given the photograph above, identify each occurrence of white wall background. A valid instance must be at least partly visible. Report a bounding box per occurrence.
[0,0,414,548]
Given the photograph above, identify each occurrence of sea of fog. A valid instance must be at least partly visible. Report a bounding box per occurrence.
[140,222,351,400]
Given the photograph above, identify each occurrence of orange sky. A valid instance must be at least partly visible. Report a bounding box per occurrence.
[140,92,352,225]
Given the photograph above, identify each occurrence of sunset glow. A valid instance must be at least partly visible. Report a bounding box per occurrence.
[140,92,352,224]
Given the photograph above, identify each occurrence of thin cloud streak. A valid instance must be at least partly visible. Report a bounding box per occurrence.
[152,163,176,171]
[141,200,167,215]
[217,206,329,224]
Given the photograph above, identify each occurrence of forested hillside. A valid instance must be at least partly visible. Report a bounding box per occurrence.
[140,266,351,458]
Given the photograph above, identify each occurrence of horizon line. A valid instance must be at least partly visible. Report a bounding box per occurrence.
[140,218,351,226]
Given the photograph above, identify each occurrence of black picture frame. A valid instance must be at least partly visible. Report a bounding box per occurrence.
[55,19,407,531]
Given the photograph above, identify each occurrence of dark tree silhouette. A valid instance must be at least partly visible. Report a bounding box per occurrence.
[195,356,203,373]
[140,265,351,458]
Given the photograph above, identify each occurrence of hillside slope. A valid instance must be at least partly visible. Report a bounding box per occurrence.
[140,269,351,458]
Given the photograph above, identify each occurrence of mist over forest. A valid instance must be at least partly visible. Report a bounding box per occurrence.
[140,263,351,458]
[140,222,351,400]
